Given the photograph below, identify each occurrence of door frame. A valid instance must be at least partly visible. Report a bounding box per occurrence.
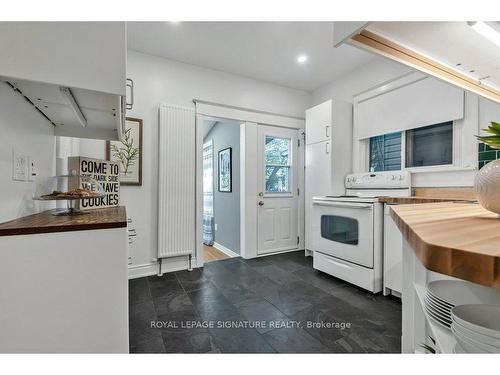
[195,102,305,267]
[256,124,303,255]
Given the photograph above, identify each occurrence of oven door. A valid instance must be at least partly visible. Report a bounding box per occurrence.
[312,200,374,268]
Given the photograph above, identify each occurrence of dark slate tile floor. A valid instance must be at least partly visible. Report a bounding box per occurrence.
[129,250,402,353]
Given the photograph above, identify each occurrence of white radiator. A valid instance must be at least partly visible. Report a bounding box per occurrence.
[158,104,196,259]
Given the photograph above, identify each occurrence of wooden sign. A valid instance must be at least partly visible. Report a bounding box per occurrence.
[68,156,120,210]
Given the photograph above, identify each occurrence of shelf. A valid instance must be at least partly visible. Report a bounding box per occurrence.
[414,283,456,354]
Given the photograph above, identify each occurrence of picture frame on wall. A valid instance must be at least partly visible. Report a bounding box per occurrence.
[218,147,232,193]
[106,117,143,186]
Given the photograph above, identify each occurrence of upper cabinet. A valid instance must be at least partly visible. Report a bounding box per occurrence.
[333,22,500,105]
[305,100,333,145]
[0,22,127,141]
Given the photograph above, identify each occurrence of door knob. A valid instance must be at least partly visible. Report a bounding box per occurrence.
[258,201,264,206]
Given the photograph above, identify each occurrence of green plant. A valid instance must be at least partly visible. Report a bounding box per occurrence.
[418,336,436,354]
[477,121,500,150]
[111,128,139,174]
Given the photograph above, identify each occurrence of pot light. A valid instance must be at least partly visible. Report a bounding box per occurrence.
[297,55,308,64]
[469,21,500,48]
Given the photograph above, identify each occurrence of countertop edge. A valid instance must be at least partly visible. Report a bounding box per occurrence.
[0,207,127,237]
[389,203,500,289]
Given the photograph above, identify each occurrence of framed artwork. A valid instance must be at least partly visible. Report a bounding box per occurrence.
[218,147,232,192]
[106,117,143,186]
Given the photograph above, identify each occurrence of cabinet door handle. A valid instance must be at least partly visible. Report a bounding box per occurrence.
[126,78,134,110]
[325,125,330,138]
[326,142,330,154]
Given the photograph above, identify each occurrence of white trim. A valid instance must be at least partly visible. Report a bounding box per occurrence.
[128,263,158,280]
[256,247,305,258]
[354,71,426,103]
[213,242,239,258]
[195,101,305,129]
[240,121,259,259]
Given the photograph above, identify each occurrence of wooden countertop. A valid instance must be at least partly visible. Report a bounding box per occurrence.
[390,202,500,289]
[379,196,476,204]
[0,207,127,236]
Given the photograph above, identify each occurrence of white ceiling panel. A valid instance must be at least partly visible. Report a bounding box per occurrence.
[127,22,377,92]
[366,22,500,91]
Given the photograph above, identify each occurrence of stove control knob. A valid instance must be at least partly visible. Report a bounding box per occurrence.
[399,175,404,180]
[391,175,397,180]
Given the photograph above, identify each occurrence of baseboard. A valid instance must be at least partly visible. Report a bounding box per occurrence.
[213,242,240,258]
[255,247,305,258]
[128,263,158,279]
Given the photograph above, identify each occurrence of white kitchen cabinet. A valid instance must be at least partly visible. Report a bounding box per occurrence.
[383,204,403,297]
[0,22,127,141]
[0,22,126,96]
[304,99,353,250]
[305,140,333,250]
[0,208,129,353]
[305,100,332,145]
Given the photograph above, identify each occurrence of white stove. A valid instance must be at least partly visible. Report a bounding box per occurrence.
[311,171,411,293]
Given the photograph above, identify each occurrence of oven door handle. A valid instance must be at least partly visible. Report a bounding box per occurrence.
[312,201,373,209]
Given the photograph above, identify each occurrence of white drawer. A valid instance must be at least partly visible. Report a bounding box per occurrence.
[313,251,378,293]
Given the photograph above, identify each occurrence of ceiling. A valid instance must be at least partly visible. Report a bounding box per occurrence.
[366,22,500,92]
[127,22,376,92]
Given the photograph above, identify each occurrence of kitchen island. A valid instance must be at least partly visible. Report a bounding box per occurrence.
[390,202,500,353]
[0,207,129,353]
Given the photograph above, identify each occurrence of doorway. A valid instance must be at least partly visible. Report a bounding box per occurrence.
[196,106,305,266]
[257,125,300,255]
[202,118,241,262]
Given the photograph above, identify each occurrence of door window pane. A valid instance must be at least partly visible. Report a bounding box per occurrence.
[265,136,290,164]
[321,215,359,245]
[264,136,291,193]
[369,132,402,172]
[406,121,453,167]
[265,166,290,193]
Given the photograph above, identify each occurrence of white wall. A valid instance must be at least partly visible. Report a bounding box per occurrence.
[311,58,412,105]
[70,50,310,276]
[0,82,55,223]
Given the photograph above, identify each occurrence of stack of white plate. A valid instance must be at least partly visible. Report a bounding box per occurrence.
[425,280,500,330]
[451,304,500,353]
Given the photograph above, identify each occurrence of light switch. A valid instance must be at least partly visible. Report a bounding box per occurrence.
[214,223,218,231]
[28,156,36,181]
[12,149,28,181]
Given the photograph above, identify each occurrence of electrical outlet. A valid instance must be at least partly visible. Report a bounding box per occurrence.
[27,156,36,181]
[12,149,28,181]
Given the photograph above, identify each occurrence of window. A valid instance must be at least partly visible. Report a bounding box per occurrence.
[369,132,402,172]
[368,121,454,171]
[406,121,453,168]
[265,136,291,193]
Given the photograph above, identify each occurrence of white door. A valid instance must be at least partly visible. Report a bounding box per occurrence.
[257,125,299,255]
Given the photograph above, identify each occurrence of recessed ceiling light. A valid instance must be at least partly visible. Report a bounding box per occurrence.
[297,55,308,64]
